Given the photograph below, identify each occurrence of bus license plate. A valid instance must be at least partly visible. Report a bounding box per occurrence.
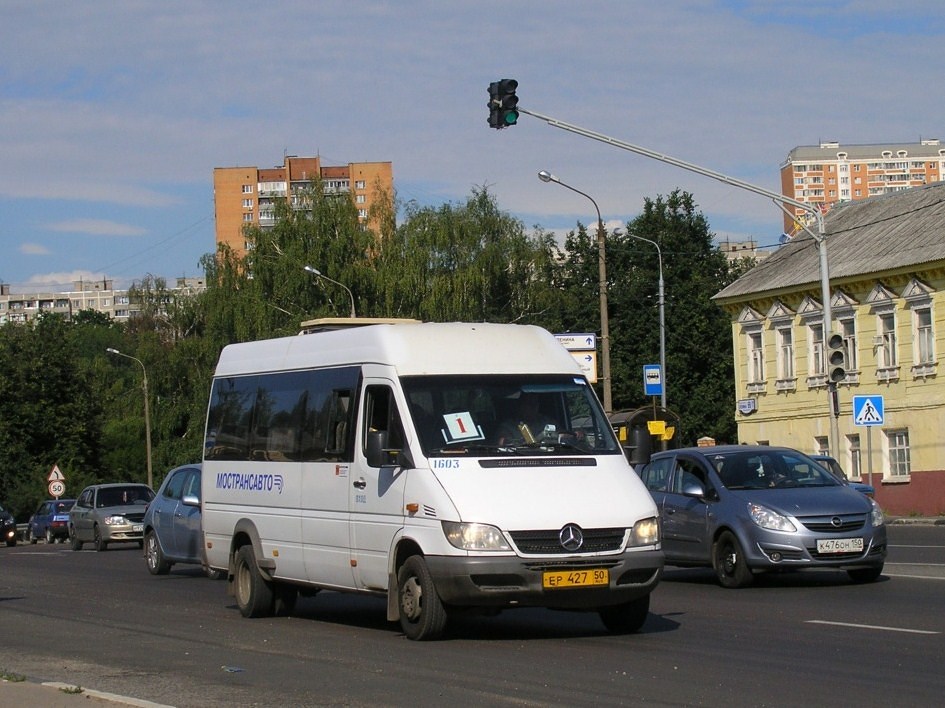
[543,568,609,589]
[816,537,863,554]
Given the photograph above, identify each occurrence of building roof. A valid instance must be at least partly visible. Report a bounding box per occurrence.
[714,182,945,303]
[784,139,945,163]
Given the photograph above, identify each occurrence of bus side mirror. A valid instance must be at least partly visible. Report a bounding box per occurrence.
[366,430,414,469]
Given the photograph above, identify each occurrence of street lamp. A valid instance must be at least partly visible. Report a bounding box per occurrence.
[303,265,356,318]
[538,170,612,414]
[106,348,152,489]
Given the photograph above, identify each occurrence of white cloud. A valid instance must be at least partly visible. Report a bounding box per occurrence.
[46,219,147,237]
[19,242,51,255]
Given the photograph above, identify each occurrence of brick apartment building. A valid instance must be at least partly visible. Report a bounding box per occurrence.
[779,138,945,234]
[213,155,393,259]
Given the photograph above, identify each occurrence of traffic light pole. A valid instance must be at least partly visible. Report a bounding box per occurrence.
[517,106,840,458]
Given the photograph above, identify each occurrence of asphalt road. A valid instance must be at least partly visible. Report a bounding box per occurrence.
[1,524,943,707]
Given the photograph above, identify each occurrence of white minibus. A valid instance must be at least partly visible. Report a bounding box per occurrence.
[202,321,663,640]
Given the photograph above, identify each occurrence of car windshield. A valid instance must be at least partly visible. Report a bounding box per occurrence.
[400,374,620,457]
[96,486,155,507]
[709,450,842,490]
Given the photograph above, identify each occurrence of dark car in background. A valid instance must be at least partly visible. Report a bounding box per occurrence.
[1,503,16,547]
[143,463,219,577]
[810,454,876,497]
[69,483,155,551]
[639,445,886,588]
[27,499,76,544]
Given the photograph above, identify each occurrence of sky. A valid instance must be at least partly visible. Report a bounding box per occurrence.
[3,1,944,292]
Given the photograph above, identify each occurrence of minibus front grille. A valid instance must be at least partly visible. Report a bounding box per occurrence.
[479,458,597,468]
[510,527,625,554]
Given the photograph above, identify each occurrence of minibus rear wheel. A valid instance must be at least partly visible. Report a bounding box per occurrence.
[234,545,274,618]
[397,555,447,640]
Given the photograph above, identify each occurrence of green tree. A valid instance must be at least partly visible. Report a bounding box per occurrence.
[0,314,105,518]
[607,190,739,444]
[373,188,559,323]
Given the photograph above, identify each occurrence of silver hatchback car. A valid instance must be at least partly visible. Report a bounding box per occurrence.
[640,445,886,587]
[70,483,155,551]
[142,463,219,577]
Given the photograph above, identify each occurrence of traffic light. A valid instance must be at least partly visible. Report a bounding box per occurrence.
[827,333,847,383]
[488,79,519,129]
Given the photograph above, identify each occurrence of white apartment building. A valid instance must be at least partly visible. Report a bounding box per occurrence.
[0,277,205,324]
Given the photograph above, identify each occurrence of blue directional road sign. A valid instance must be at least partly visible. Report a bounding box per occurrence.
[852,395,884,427]
[643,364,663,397]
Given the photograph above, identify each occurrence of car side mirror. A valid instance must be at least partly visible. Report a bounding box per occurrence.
[182,494,200,508]
[681,481,706,498]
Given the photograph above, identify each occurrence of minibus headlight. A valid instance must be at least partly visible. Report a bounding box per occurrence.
[442,522,511,551]
[629,516,660,547]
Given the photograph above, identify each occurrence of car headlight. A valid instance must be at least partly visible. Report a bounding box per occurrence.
[442,521,511,551]
[748,502,796,532]
[869,498,884,527]
[629,516,660,547]
[103,515,128,526]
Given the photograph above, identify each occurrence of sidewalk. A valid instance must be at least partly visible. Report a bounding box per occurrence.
[0,678,173,707]
[886,516,945,525]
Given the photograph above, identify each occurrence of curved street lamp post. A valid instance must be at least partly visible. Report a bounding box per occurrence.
[303,265,357,318]
[627,233,667,411]
[106,348,152,489]
[538,170,612,414]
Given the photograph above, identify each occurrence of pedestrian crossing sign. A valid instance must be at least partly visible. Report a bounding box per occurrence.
[852,395,884,426]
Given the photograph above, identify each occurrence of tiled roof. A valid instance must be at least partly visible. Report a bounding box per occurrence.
[714,182,945,303]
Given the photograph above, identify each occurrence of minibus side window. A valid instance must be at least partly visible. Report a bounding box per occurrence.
[205,376,257,460]
[363,385,405,456]
[322,390,353,460]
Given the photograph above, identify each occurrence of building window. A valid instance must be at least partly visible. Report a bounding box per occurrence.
[808,323,825,376]
[886,429,911,478]
[842,318,857,370]
[747,332,764,384]
[242,198,253,209]
[242,184,253,194]
[356,194,366,204]
[355,180,366,189]
[846,434,861,480]
[877,313,898,367]
[914,307,934,365]
[776,327,794,381]
[814,436,829,456]
[243,213,254,222]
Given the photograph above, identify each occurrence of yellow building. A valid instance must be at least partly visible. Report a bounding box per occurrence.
[714,182,945,516]
[213,155,393,259]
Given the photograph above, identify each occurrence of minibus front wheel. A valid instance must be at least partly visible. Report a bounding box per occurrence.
[234,545,274,618]
[397,555,447,640]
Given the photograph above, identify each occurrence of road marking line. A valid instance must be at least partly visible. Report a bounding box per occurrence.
[884,573,945,581]
[807,620,940,635]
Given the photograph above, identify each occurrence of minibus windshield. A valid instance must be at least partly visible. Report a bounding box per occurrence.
[400,374,621,456]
